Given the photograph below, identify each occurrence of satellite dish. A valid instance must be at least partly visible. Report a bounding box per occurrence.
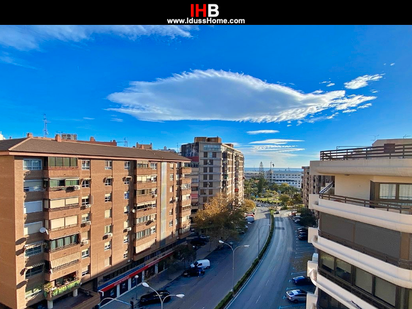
[39,227,49,235]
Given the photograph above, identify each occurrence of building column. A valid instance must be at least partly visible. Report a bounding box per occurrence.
[154,263,159,274]
[47,300,53,309]
[116,284,120,297]
[141,271,145,282]
[73,288,78,297]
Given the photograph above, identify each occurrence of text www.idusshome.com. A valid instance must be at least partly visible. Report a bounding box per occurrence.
[167,17,245,25]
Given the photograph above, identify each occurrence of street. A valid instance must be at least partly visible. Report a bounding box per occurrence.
[227,210,315,309]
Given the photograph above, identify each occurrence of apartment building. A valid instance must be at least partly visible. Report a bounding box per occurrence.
[306,139,412,309]
[180,137,244,214]
[0,134,191,309]
[301,166,334,208]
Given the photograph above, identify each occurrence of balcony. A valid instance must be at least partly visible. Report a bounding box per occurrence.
[136,167,154,175]
[320,143,412,161]
[45,259,80,281]
[319,193,412,214]
[135,180,157,190]
[136,194,157,204]
[43,277,80,301]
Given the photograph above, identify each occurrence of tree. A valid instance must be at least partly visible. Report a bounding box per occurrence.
[243,199,255,213]
[257,176,267,196]
[194,193,246,244]
[278,194,291,206]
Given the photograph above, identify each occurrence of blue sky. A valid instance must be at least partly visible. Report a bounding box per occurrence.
[0,25,411,168]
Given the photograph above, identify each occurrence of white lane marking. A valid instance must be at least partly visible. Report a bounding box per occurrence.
[256,295,261,304]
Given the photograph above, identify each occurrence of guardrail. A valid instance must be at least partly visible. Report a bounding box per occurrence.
[320,144,412,161]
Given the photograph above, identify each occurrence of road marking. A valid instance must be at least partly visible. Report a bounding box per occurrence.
[256,295,261,304]
[266,279,270,286]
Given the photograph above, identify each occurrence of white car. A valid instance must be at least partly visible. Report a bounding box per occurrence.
[286,289,307,303]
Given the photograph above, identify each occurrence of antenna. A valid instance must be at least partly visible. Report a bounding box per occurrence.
[124,138,128,147]
[43,114,49,137]
[403,135,411,139]
[370,134,379,142]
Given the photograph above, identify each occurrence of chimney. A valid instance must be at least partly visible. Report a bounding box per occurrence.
[26,133,33,138]
[55,134,61,142]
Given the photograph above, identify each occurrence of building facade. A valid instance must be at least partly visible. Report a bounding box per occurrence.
[0,134,191,309]
[301,166,334,208]
[306,139,412,309]
[265,169,303,189]
[180,137,244,215]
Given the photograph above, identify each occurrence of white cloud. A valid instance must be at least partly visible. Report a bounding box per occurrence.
[326,83,335,87]
[249,139,303,145]
[246,130,279,135]
[108,70,378,123]
[0,25,198,51]
[83,117,94,120]
[357,103,372,109]
[344,74,384,89]
[342,109,356,113]
[111,118,123,122]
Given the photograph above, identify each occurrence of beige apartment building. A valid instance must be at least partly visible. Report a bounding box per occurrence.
[301,166,334,208]
[0,134,191,309]
[306,139,412,309]
[180,137,244,215]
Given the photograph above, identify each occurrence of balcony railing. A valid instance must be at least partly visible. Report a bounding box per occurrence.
[320,143,412,161]
[319,194,412,214]
[43,278,80,300]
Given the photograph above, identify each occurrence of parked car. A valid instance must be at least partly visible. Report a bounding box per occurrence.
[297,227,308,233]
[292,276,312,285]
[285,289,307,303]
[274,210,280,214]
[183,267,205,277]
[298,233,308,240]
[190,238,207,246]
[140,290,171,305]
[190,259,211,269]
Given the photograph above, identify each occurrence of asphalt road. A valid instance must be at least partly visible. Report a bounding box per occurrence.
[227,210,315,309]
[142,206,272,309]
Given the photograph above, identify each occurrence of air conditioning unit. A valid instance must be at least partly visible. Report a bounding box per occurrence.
[83,220,91,226]
[83,204,91,208]
[126,227,132,231]
[81,240,89,245]
[131,209,136,213]
[74,185,81,190]
[105,233,113,238]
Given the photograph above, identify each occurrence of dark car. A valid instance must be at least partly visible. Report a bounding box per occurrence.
[297,227,308,233]
[298,233,308,240]
[183,267,205,277]
[292,276,312,285]
[139,290,171,305]
[190,238,207,246]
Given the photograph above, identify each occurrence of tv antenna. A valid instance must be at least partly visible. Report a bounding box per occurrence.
[403,135,411,139]
[43,114,49,137]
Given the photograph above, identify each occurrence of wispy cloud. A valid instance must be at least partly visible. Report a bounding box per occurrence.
[250,139,304,145]
[108,70,378,123]
[344,74,384,89]
[111,118,123,122]
[246,130,279,135]
[83,117,94,120]
[0,25,198,51]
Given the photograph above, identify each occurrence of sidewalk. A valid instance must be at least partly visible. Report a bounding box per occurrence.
[101,240,219,309]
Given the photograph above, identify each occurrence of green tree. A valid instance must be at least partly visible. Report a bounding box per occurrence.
[278,194,291,206]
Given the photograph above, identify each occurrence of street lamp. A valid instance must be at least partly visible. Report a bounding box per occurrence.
[219,240,249,294]
[141,282,184,309]
[257,224,271,256]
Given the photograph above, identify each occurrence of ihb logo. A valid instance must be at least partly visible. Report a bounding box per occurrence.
[190,4,219,17]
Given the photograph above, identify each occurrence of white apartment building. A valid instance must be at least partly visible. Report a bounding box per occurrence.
[306,139,412,309]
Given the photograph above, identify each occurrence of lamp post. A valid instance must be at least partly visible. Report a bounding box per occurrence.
[257,224,271,257]
[219,240,249,294]
[141,282,184,309]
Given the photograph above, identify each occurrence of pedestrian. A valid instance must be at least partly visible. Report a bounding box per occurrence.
[130,300,135,309]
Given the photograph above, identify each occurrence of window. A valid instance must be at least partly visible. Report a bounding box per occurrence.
[82,179,90,188]
[320,251,334,273]
[123,178,130,185]
[355,268,373,293]
[82,266,90,276]
[104,209,111,219]
[24,221,42,235]
[104,225,112,234]
[25,264,44,279]
[81,160,90,170]
[379,184,396,199]
[150,163,157,170]
[105,160,112,170]
[82,196,90,206]
[104,241,111,250]
[49,178,79,188]
[24,180,43,192]
[25,243,43,257]
[24,201,43,214]
[170,174,174,181]
[124,161,131,169]
[105,193,112,202]
[48,234,78,251]
[336,258,352,283]
[399,184,412,200]
[124,191,129,199]
[82,213,90,223]
[169,220,173,227]
[23,159,42,171]
[48,157,78,168]
[82,248,89,258]
[124,236,129,243]
[124,205,129,213]
[49,216,78,230]
[375,277,396,306]
[105,178,113,186]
